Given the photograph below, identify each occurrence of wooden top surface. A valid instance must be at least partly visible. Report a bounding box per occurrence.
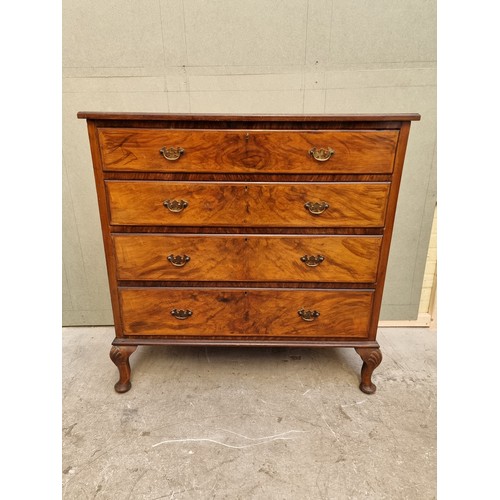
[77,111,421,122]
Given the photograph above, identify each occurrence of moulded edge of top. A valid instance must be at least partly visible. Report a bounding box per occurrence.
[77,112,421,122]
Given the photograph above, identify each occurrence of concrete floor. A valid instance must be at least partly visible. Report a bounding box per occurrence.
[62,327,436,499]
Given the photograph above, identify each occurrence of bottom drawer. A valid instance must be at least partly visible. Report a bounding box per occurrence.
[119,288,374,338]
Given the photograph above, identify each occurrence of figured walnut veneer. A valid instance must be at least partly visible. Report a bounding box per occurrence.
[78,112,419,393]
[98,128,398,174]
[106,181,390,227]
[119,288,374,338]
[113,234,382,283]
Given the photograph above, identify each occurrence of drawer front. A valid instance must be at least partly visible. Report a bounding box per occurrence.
[113,234,382,283]
[98,128,398,174]
[106,181,390,227]
[119,288,373,338]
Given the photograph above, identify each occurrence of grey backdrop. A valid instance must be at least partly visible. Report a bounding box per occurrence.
[62,0,436,325]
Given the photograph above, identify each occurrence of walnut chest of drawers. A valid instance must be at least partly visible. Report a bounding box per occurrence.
[78,112,420,394]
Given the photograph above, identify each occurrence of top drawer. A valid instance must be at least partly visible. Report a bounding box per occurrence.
[98,128,398,174]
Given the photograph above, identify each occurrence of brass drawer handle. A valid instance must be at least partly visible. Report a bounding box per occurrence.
[304,201,329,215]
[309,147,335,162]
[163,199,188,212]
[298,308,320,322]
[167,254,190,267]
[160,146,184,161]
[300,255,325,267]
[171,309,192,320]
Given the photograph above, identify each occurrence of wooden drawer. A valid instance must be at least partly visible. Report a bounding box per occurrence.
[98,128,398,174]
[106,181,390,227]
[113,234,382,283]
[119,288,374,338]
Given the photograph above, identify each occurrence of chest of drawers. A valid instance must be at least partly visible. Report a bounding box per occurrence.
[78,112,420,394]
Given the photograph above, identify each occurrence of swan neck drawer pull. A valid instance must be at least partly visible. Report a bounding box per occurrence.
[304,201,329,215]
[171,309,192,320]
[298,308,320,322]
[300,255,325,267]
[167,254,190,267]
[160,146,184,161]
[309,147,335,162]
[163,199,188,212]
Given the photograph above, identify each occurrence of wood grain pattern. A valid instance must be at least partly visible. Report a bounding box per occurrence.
[110,226,384,235]
[117,281,376,289]
[106,181,390,227]
[103,171,393,183]
[113,234,382,283]
[119,287,374,338]
[98,129,398,174]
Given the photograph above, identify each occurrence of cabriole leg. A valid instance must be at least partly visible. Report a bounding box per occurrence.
[355,347,382,394]
[109,345,137,393]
